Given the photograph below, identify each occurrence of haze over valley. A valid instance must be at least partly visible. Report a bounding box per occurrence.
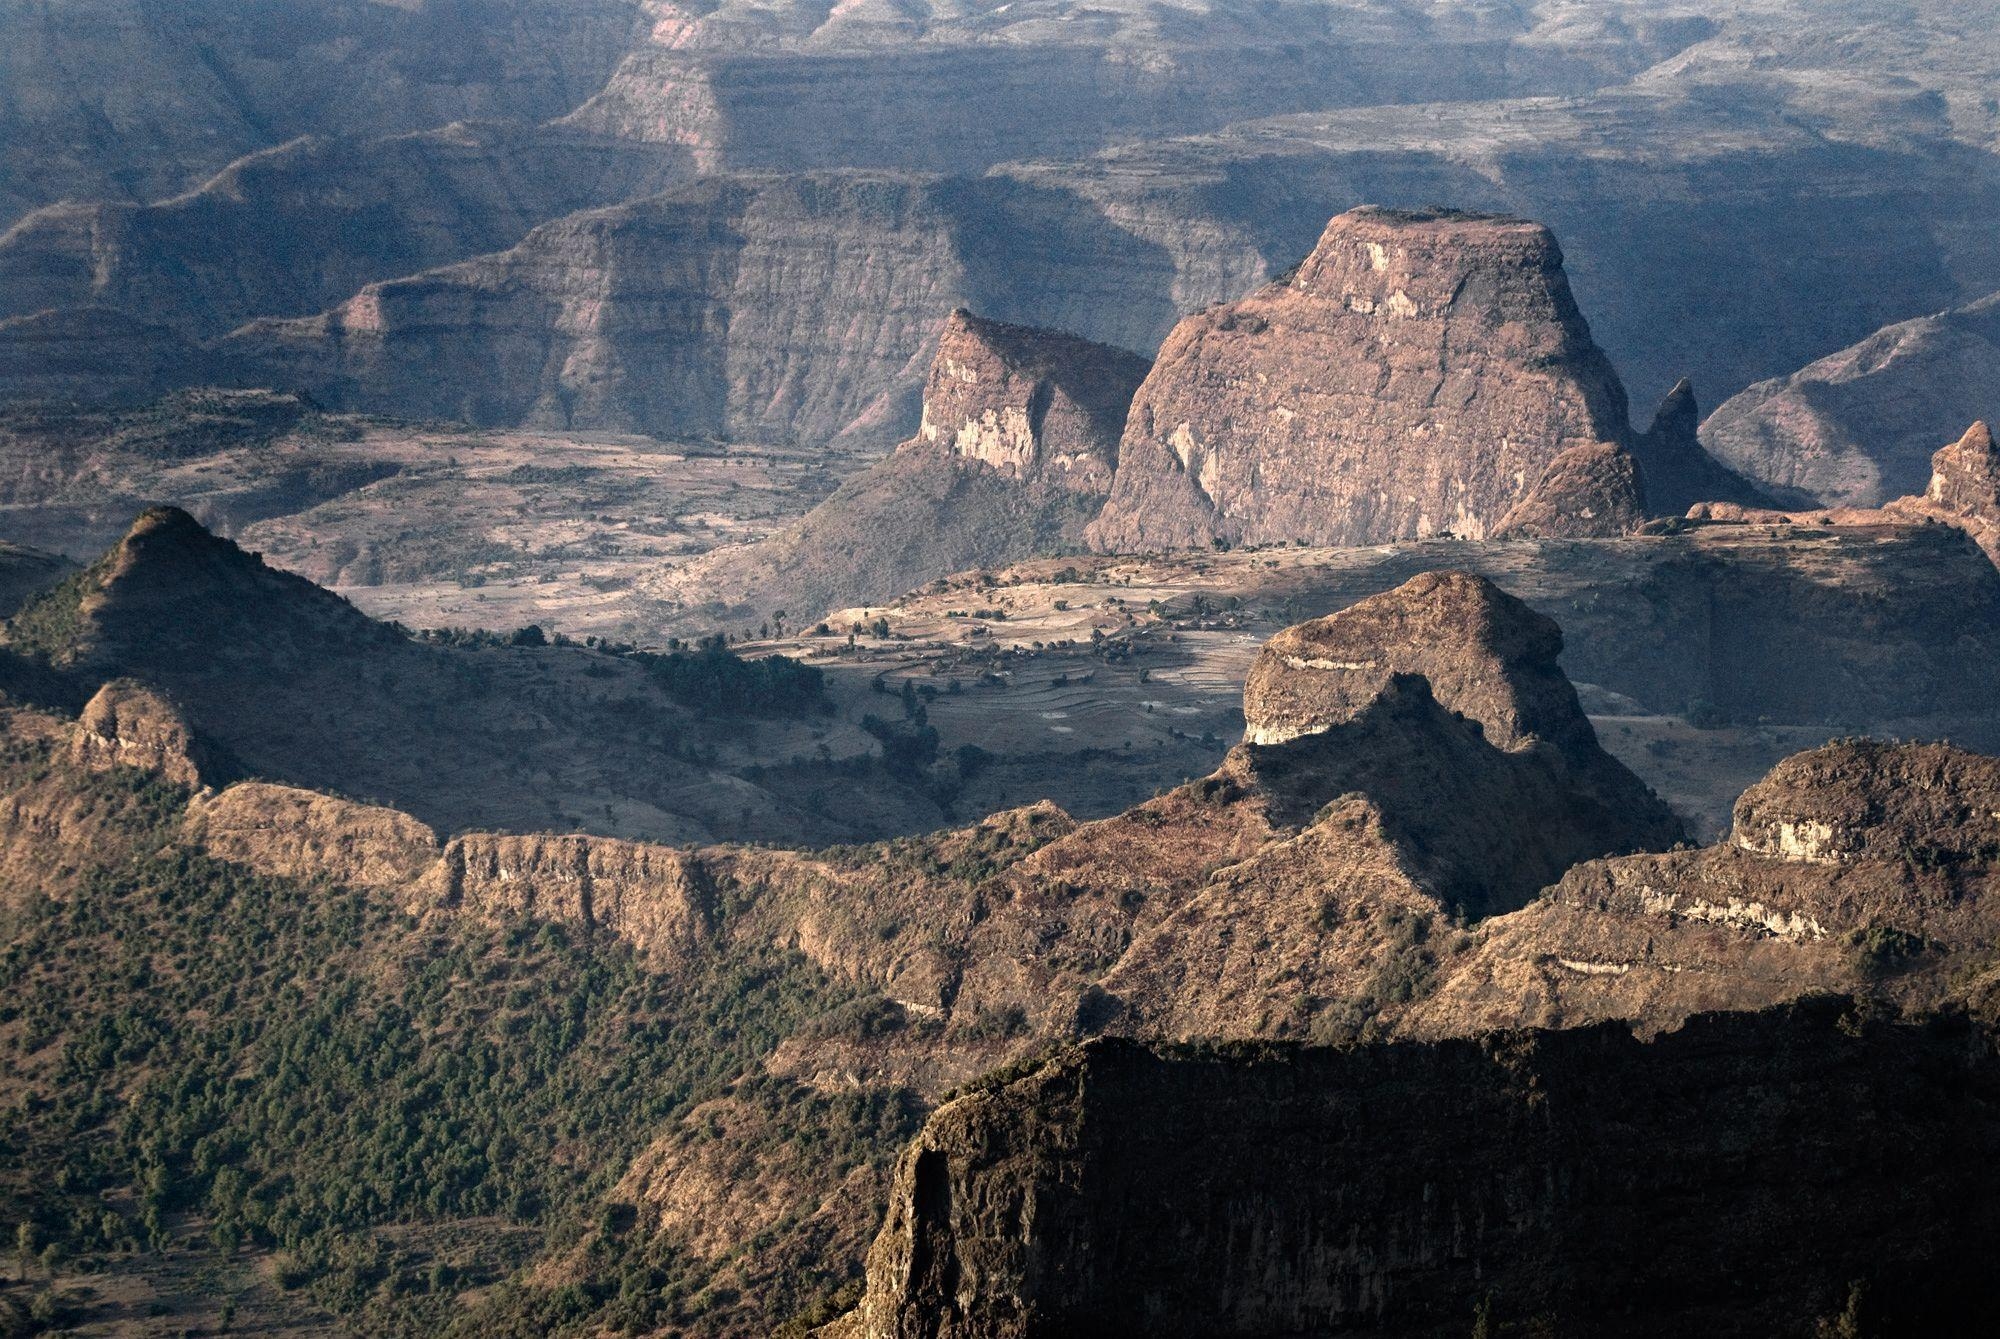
[7,3,2000,1336]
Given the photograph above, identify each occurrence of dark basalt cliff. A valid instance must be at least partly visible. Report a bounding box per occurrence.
[836,1003,2000,1338]
[1086,207,1678,552]
[664,309,1148,625]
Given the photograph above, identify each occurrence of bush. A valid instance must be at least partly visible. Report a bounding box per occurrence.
[629,646,827,717]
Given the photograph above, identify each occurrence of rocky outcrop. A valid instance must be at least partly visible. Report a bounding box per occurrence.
[1490,441,1644,539]
[1411,740,2000,1038]
[1898,420,2000,560]
[916,311,1138,492]
[189,781,440,890]
[663,310,1148,624]
[1923,419,2000,511]
[427,832,718,967]
[1086,207,1655,552]
[67,679,214,790]
[1686,421,2000,565]
[838,1004,2000,1338]
[1242,571,1605,753]
[949,573,1682,1040]
[1733,738,2000,865]
[1627,378,1774,514]
[1702,291,2000,506]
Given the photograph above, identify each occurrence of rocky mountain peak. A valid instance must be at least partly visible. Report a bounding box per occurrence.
[1632,377,1773,513]
[1492,441,1645,539]
[1926,420,2000,515]
[1204,572,1684,921]
[1730,739,2000,866]
[1085,205,1636,553]
[1649,377,1700,440]
[5,505,391,671]
[1242,571,1582,751]
[663,309,1148,626]
[916,307,1150,492]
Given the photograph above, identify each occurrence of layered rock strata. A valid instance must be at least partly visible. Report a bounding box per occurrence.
[1412,739,2000,1036]
[665,309,1148,623]
[1087,207,1655,551]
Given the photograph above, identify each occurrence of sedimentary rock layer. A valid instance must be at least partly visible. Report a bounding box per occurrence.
[1086,207,1642,551]
[665,309,1148,624]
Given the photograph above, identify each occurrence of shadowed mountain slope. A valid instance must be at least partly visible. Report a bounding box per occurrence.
[663,309,1149,626]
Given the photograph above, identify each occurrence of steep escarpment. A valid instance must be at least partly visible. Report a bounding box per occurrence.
[665,309,1148,625]
[1087,207,1660,551]
[563,3,1709,177]
[0,123,692,339]
[226,173,976,444]
[839,1005,2000,1339]
[0,308,221,407]
[426,830,718,968]
[1702,290,2000,506]
[0,0,645,227]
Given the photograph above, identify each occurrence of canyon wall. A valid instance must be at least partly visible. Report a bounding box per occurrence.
[0,0,645,227]
[841,1006,2000,1338]
[0,124,693,339]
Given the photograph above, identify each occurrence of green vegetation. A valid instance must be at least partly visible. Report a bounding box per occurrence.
[630,643,828,717]
[1845,925,1934,974]
[0,753,863,1335]
[3,561,100,667]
